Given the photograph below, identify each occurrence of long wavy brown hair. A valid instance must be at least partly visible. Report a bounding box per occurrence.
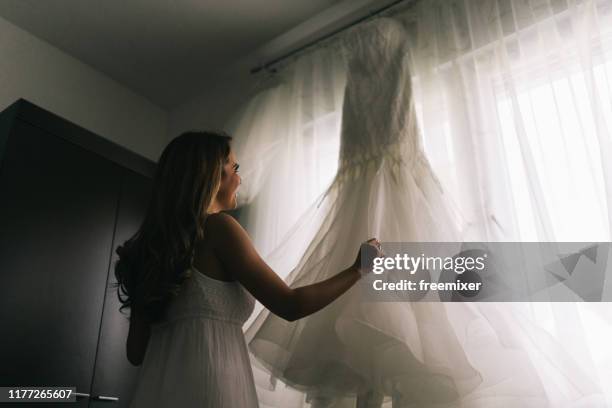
[113,131,232,323]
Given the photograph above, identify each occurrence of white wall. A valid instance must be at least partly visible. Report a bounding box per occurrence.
[0,16,167,162]
[167,67,260,143]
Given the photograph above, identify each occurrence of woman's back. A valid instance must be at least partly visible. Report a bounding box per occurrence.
[129,267,258,408]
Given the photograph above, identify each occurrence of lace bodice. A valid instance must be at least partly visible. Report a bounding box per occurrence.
[339,18,423,169]
[151,268,255,329]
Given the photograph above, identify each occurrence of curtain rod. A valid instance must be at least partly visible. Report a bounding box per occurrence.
[250,0,411,74]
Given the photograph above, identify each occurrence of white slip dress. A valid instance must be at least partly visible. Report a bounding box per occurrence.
[129,266,258,408]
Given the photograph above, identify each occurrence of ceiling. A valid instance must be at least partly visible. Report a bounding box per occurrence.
[0,0,351,108]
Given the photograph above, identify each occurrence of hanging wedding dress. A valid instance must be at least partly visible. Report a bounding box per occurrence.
[246,18,608,408]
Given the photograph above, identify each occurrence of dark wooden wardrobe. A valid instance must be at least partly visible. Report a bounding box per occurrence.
[0,99,156,407]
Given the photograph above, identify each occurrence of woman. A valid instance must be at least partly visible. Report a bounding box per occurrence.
[114,131,380,408]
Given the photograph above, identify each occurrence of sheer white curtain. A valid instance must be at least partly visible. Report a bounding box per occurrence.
[228,0,612,406]
[232,0,612,270]
[393,1,612,405]
[229,45,347,268]
[395,0,612,243]
[228,44,349,408]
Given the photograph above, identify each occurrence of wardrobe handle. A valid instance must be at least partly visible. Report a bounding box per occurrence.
[93,395,119,401]
[74,392,90,398]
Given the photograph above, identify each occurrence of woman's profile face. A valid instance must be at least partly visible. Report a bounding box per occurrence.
[213,149,241,211]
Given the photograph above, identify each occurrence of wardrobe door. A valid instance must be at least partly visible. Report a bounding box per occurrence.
[0,120,122,406]
[89,170,153,408]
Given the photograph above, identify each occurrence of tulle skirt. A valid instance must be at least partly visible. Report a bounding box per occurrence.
[247,150,611,407]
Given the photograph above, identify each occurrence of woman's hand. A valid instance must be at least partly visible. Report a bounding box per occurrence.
[352,238,383,275]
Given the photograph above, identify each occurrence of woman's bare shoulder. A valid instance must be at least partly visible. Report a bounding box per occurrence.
[204,212,250,248]
[206,212,243,233]
[206,211,239,228]
[194,213,246,281]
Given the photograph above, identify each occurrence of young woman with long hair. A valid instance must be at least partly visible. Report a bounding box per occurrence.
[114,131,379,407]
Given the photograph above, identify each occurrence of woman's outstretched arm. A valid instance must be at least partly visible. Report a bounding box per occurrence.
[205,212,376,322]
